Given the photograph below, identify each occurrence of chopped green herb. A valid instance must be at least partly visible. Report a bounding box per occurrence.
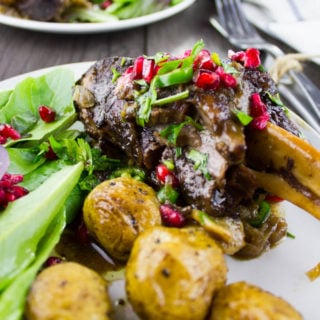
[160,116,203,145]
[157,184,179,204]
[287,231,296,239]
[186,149,211,180]
[109,167,145,181]
[236,111,253,126]
[111,68,121,83]
[163,159,175,170]
[222,62,239,74]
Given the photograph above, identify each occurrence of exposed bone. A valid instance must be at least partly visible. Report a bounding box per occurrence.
[246,122,320,219]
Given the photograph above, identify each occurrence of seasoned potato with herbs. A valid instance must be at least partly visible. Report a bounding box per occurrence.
[209,281,302,320]
[83,176,161,261]
[125,226,227,320]
[25,262,112,320]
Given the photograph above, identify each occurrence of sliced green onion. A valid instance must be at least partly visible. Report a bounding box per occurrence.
[249,200,271,228]
[153,90,189,106]
[156,66,193,88]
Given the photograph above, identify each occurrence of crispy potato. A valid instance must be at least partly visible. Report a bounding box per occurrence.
[83,176,161,261]
[209,281,302,320]
[125,226,227,320]
[25,262,112,320]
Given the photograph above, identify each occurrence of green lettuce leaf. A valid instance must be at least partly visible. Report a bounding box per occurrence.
[0,68,76,146]
[0,162,83,290]
[0,209,66,320]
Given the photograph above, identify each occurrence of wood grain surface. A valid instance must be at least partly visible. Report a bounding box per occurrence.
[0,0,318,86]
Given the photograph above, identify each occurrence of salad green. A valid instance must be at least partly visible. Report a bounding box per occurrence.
[0,68,122,319]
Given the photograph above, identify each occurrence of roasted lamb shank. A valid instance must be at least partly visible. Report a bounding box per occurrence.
[74,41,320,257]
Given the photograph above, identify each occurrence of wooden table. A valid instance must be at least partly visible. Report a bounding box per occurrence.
[0,0,318,90]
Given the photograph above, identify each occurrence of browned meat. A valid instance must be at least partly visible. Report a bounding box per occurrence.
[75,55,298,216]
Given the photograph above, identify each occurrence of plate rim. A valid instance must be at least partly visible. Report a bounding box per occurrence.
[0,0,196,34]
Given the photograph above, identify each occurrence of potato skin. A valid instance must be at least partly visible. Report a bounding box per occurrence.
[125,226,227,320]
[209,281,302,320]
[83,177,161,261]
[25,262,112,320]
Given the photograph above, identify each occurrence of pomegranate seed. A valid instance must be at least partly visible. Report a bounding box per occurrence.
[0,135,7,144]
[7,173,23,184]
[0,171,28,208]
[194,50,215,70]
[250,113,270,130]
[11,185,28,198]
[250,93,267,117]
[44,145,58,160]
[76,220,90,245]
[244,48,261,69]
[265,194,284,203]
[44,256,63,267]
[160,204,186,227]
[193,70,220,90]
[39,106,56,123]
[0,124,21,140]
[221,73,237,88]
[156,164,179,187]
[142,58,155,83]
[229,50,246,62]
[132,56,144,80]
[100,0,112,9]
[0,188,6,205]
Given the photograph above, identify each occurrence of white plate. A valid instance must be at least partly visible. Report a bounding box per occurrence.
[0,0,196,34]
[1,62,320,320]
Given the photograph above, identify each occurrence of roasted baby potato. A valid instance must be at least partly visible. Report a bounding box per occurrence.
[25,262,112,320]
[83,176,161,261]
[125,226,227,320]
[209,281,302,320]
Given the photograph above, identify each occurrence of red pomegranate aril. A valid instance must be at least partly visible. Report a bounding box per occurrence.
[44,145,58,160]
[194,50,215,70]
[156,164,170,183]
[11,185,29,198]
[265,194,284,203]
[39,106,56,123]
[132,56,144,80]
[244,48,261,68]
[1,124,21,140]
[160,204,186,227]
[250,113,270,130]
[44,256,63,267]
[76,220,90,245]
[0,135,7,144]
[250,93,268,117]
[221,73,237,88]
[100,0,112,9]
[142,58,155,83]
[229,50,246,62]
[156,164,179,187]
[7,173,23,184]
[194,70,220,90]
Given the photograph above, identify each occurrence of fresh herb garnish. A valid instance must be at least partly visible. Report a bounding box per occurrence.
[160,116,203,145]
[186,149,211,180]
